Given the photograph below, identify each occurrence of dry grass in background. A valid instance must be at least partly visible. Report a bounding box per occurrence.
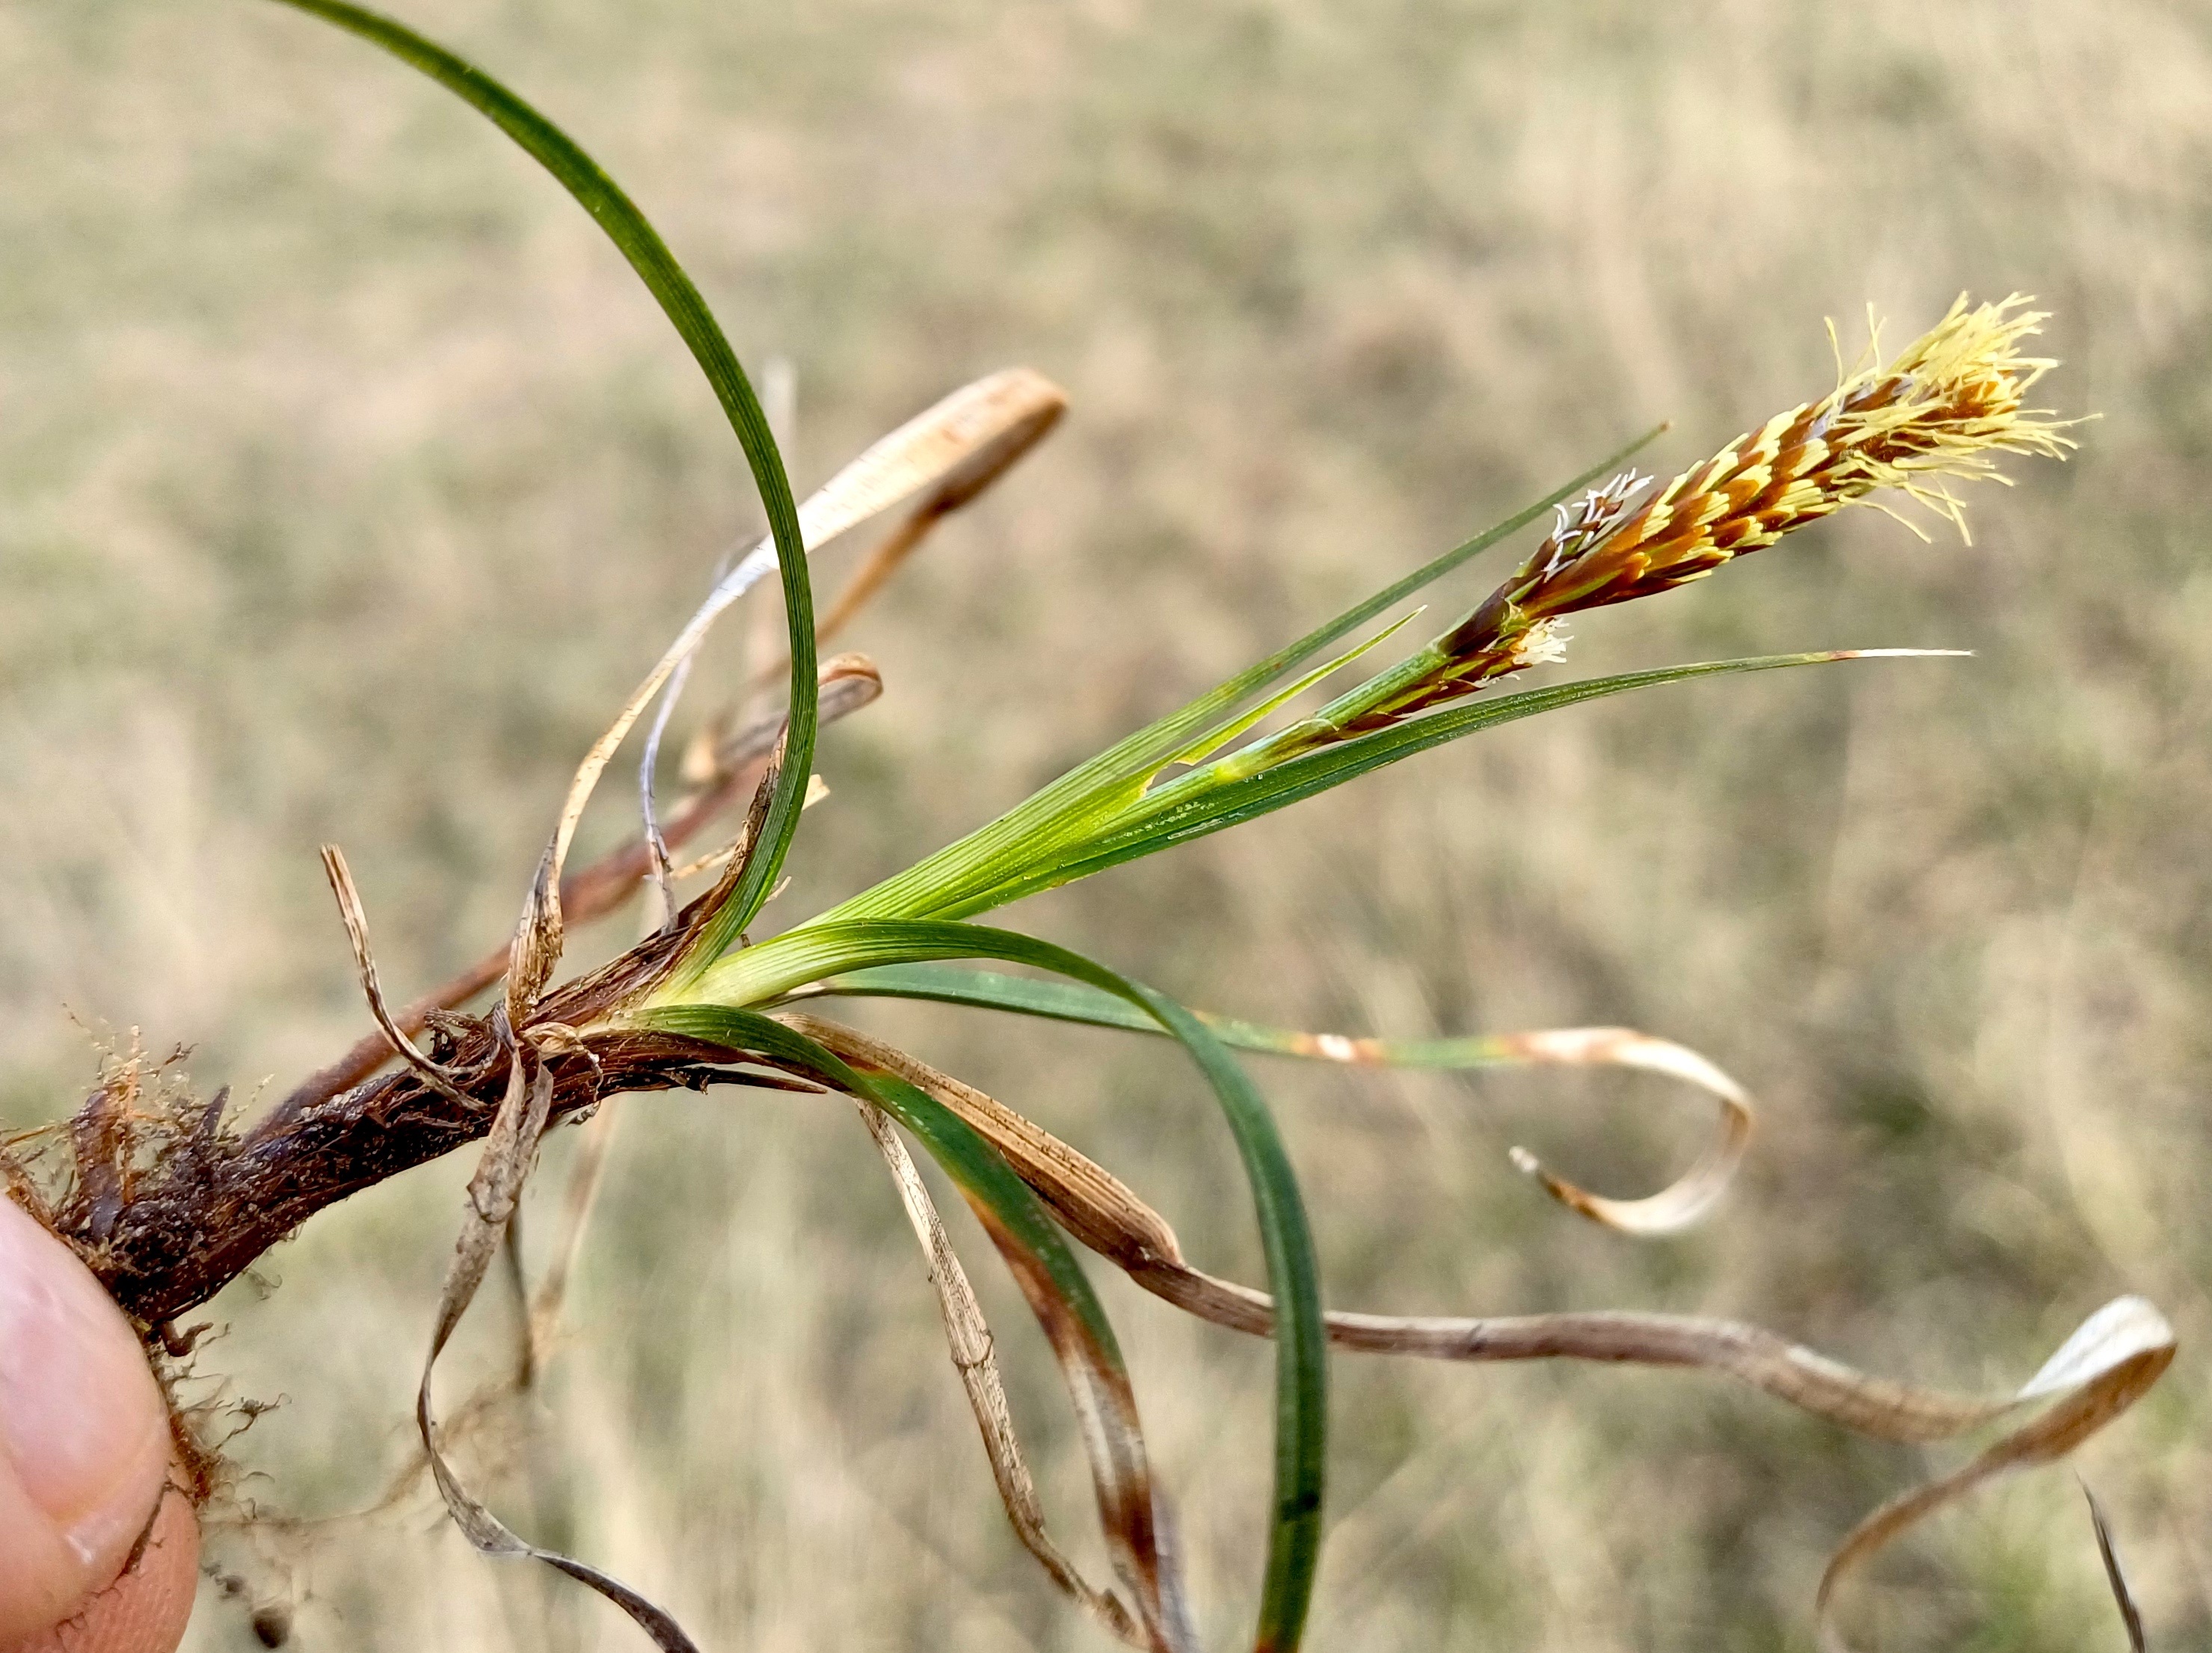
[3,1,2209,1648]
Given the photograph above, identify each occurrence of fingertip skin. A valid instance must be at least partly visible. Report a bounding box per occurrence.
[0,1200,197,1651]
[4,1490,200,1653]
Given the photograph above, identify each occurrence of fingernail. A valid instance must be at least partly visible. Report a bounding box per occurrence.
[0,1198,169,1566]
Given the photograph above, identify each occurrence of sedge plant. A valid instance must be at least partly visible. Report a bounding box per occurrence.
[0,5,2175,1652]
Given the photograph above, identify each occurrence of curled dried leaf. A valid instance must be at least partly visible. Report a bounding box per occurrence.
[753,367,1068,682]
[800,966,1750,1230]
[1815,1298,2175,1653]
[319,845,477,1105]
[793,1020,2172,1649]
[506,368,1065,1024]
[1496,1025,1752,1235]
[415,1051,701,1652]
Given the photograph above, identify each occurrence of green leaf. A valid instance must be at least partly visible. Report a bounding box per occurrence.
[943,650,1908,915]
[801,963,1532,1069]
[268,0,816,948]
[824,428,1665,926]
[1157,609,1424,773]
[638,1003,1120,1349]
[652,1006,1194,1646]
[652,920,1330,1652]
[802,963,1760,1240]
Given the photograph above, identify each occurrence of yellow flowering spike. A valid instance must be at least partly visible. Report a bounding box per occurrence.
[1522,294,2073,616]
[1214,298,2074,778]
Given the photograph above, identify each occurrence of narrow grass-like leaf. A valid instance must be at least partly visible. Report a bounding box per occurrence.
[826,429,1665,925]
[645,922,1329,1652]
[412,1051,699,1652]
[733,1033,2172,1647]
[635,1004,1186,1649]
[2081,1480,2147,1653]
[794,963,1751,1233]
[944,651,1956,917]
[1813,1298,2174,1653]
[267,0,818,987]
[850,1094,1158,1649]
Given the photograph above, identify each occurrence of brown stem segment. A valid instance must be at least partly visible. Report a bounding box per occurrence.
[49,935,818,1328]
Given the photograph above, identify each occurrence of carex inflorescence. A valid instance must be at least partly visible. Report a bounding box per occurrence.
[1217,295,2073,781]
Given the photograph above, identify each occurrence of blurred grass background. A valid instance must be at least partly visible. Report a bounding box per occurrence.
[4,1,2210,1648]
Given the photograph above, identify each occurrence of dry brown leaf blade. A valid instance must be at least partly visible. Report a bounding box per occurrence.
[1496,1026,1754,1236]
[758,366,1063,581]
[681,652,881,794]
[504,369,1065,1025]
[835,1043,2172,1649]
[959,1192,1196,1653]
[318,844,476,1105]
[808,1020,1191,1652]
[852,1097,1154,1649]
[505,845,568,1031]
[414,1052,700,1653]
[812,1026,2171,1460]
[1814,1296,2175,1653]
[781,1013,1185,1275]
[807,511,938,648]
[761,373,1061,677]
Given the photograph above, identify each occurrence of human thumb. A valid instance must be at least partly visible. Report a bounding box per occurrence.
[0,1197,197,1652]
